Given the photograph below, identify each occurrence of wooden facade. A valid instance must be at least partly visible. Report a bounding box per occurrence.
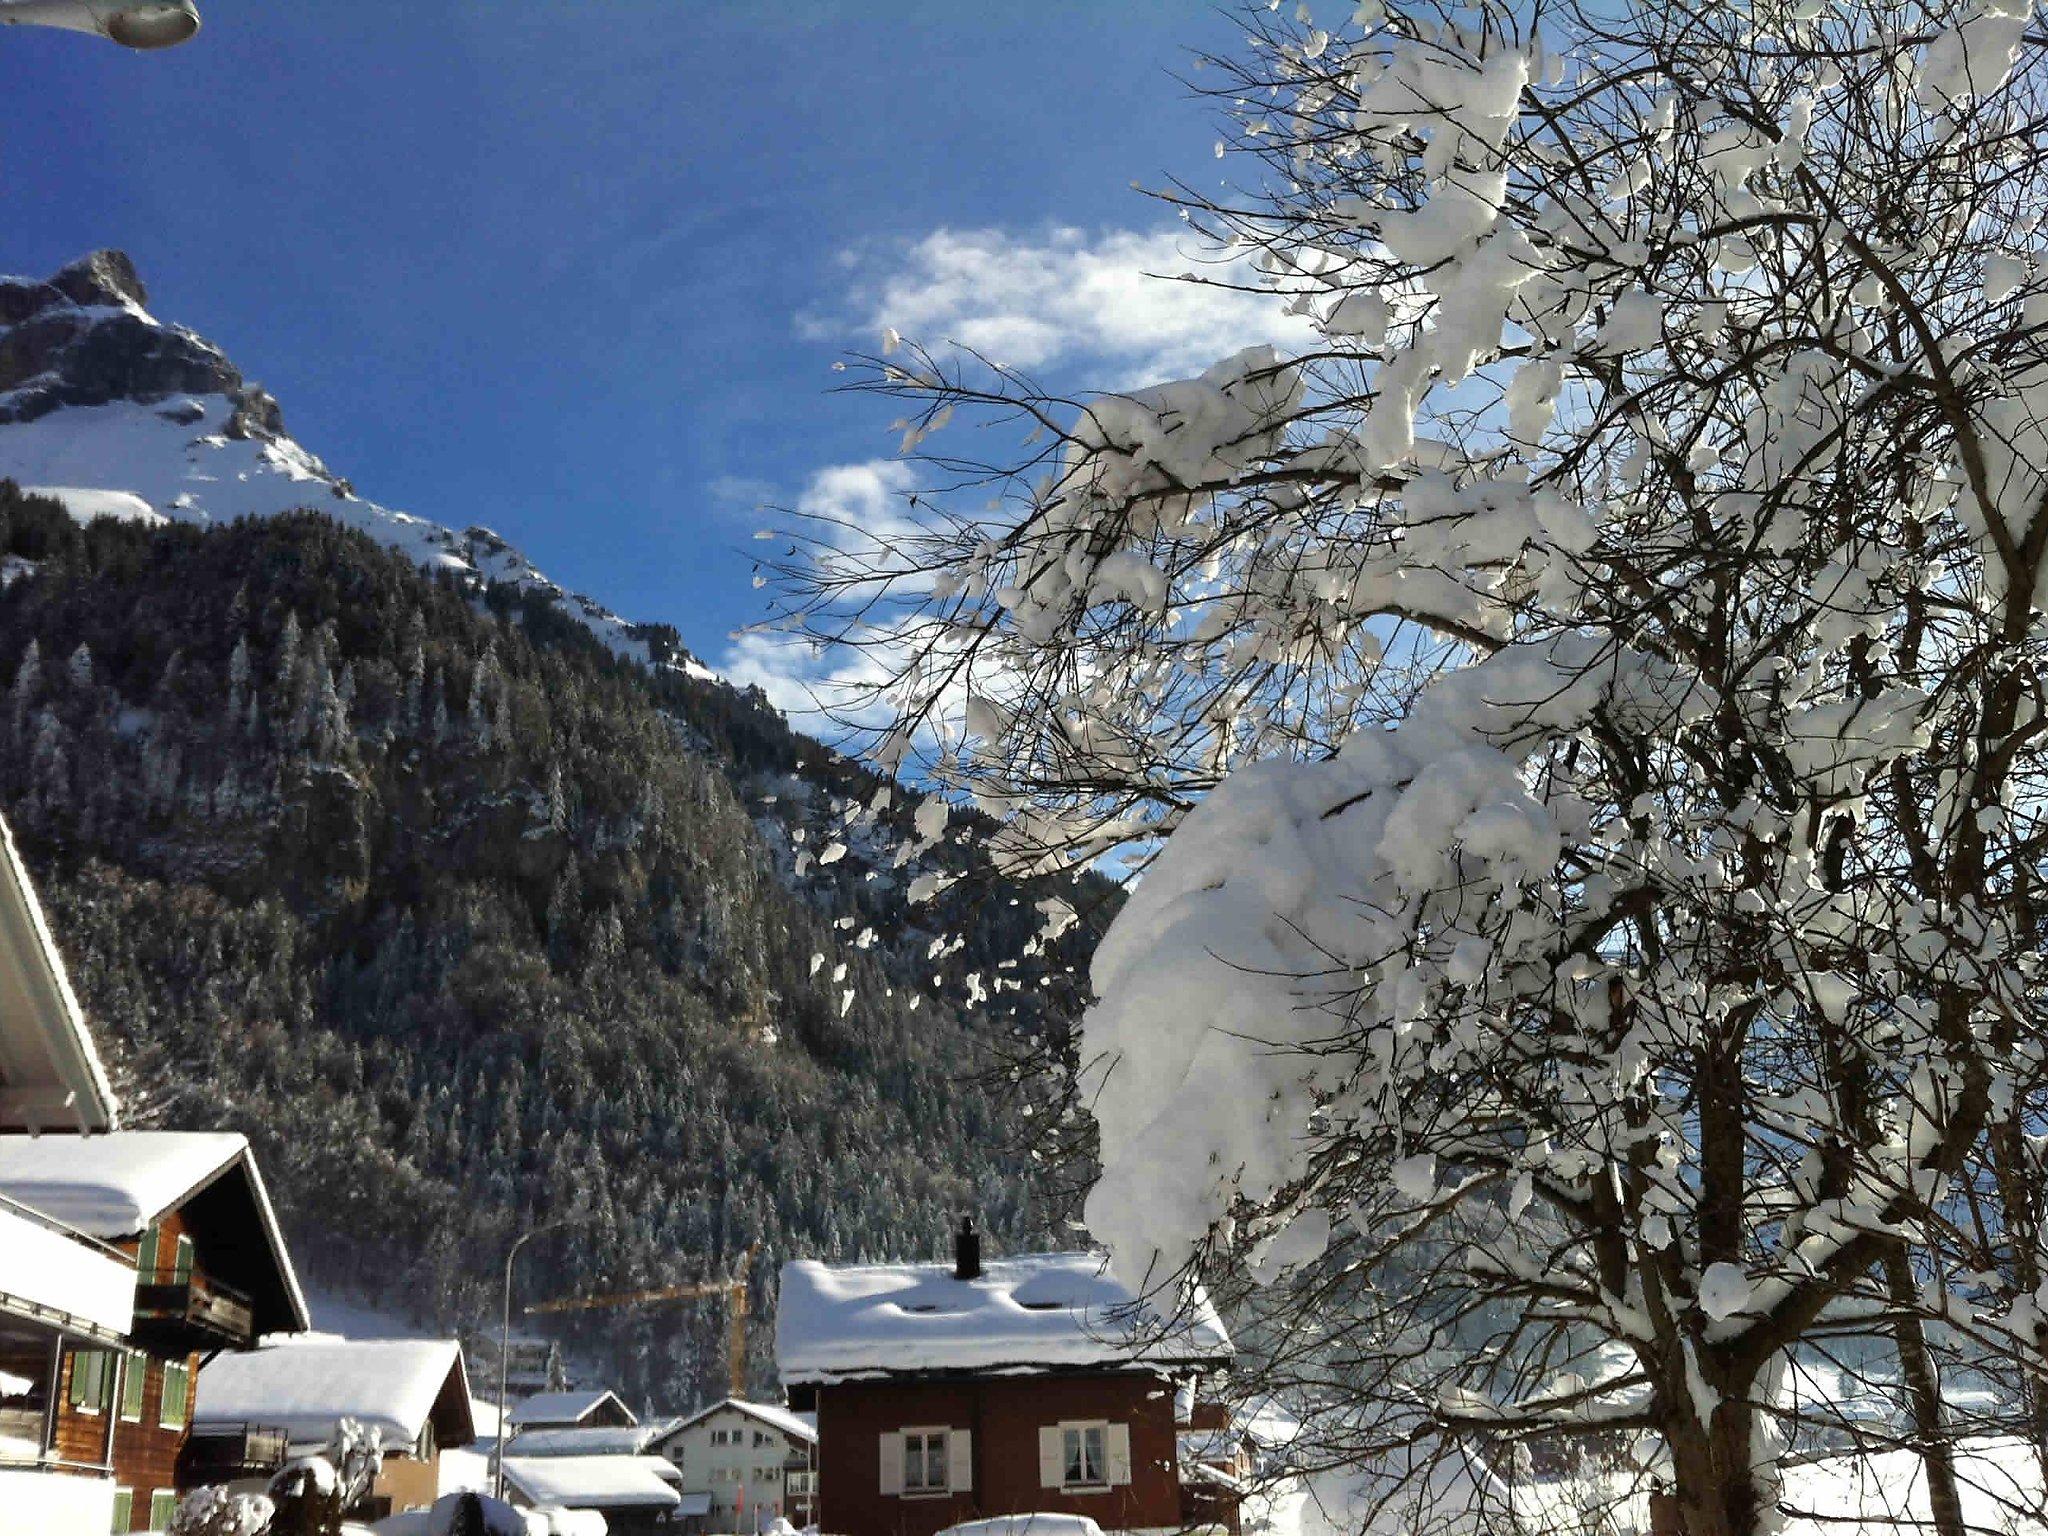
[41,1211,211,1530]
[811,1370,1233,1536]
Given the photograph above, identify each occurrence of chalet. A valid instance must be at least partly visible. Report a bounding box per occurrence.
[0,812,118,1136]
[0,1192,138,1534]
[500,1452,683,1535]
[0,1130,311,1532]
[508,1387,638,1434]
[654,1397,818,1532]
[192,1336,477,1518]
[777,1224,1235,1536]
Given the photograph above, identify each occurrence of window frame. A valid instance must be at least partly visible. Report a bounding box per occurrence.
[901,1426,951,1496]
[1060,1421,1110,1491]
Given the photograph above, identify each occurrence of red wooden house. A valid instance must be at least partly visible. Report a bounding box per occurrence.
[777,1225,1235,1536]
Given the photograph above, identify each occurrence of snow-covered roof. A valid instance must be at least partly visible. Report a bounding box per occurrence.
[196,1338,475,1447]
[0,1129,309,1333]
[776,1251,1232,1385]
[667,1397,816,1444]
[504,1420,679,1458]
[501,1455,682,1510]
[0,1194,134,1339]
[507,1388,635,1430]
[0,812,117,1132]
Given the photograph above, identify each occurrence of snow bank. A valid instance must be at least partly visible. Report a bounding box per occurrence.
[935,1515,1106,1536]
[776,1250,1230,1385]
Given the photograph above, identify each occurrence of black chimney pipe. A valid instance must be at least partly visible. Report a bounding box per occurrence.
[954,1217,982,1280]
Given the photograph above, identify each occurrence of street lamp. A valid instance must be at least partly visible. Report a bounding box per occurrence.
[0,1,200,49]
[495,1216,586,1500]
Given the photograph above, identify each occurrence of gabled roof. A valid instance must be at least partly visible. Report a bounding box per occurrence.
[508,1387,635,1429]
[501,1455,682,1510]
[776,1251,1232,1387]
[0,1129,309,1335]
[196,1337,475,1448]
[504,1419,680,1458]
[0,814,116,1132]
[665,1396,816,1445]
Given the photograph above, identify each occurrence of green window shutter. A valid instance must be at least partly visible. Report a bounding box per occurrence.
[150,1491,178,1529]
[160,1362,189,1429]
[135,1225,159,1281]
[172,1235,193,1285]
[121,1353,147,1420]
[71,1349,109,1410]
[109,1489,131,1533]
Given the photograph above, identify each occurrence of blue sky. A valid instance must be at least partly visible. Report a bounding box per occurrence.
[1,1,1291,693]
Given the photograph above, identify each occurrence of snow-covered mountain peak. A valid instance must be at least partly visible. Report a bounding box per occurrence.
[0,250,714,678]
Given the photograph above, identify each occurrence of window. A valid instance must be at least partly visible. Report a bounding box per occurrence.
[150,1492,178,1529]
[109,1489,132,1533]
[755,1430,771,1446]
[160,1361,191,1429]
[1063,1424,1107,1488]
[120,1353,146,1421]
[903,1429,949,1493]
[70,1349,114,1414]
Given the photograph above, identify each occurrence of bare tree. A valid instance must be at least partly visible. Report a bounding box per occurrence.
[771,4,2048,1535]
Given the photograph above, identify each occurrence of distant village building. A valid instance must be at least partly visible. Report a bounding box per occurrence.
[193,1336,476,1519]
[777,1224,1236,1536]
[500,1452,683,1535]
[654,1397,818,1532]
[508,1387,638,1434]
[471,1332,568,1403]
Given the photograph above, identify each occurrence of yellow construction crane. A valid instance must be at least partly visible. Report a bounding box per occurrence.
[525,1242,759,1397]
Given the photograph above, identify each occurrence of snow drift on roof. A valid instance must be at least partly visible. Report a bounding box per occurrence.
[501,1455,682,1509]
[508,1389,634,1429]
[505,1420,678,1458]
[775,1251,1231,1385]
[197,1338,466,1445]
[0,1129,252,1234]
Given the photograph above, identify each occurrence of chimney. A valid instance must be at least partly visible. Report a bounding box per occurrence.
[954,1217,982,1281]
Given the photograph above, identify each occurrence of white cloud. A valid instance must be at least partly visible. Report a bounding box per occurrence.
[804,224,1317,385]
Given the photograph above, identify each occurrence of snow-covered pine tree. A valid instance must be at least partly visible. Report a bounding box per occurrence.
[777,4,2048,1534]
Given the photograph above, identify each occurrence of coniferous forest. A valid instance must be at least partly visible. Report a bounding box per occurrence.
[0,481,1104,1412]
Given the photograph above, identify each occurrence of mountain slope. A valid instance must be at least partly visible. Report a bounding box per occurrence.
[0,254,1108,1410]
[0,250,704,675]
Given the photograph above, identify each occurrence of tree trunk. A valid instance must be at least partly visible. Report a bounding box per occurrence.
[1666,1404,1762,1536]
[1885,1245,1967,1536]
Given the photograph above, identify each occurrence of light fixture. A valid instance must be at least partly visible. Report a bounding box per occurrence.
[0,1,200,50]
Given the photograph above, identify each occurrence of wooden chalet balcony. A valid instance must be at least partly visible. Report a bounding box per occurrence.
[133,1266,254,1348]
[179,1421,290,1487]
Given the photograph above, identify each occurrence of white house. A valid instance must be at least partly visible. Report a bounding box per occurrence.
[652,1397,817,1533]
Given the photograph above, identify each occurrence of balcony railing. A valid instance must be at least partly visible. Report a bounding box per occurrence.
[179,1421,291,1487]
[133,1266,254,1347]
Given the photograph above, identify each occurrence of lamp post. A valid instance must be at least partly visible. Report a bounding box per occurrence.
[0,1,200,49]
[495,1216,585,1500]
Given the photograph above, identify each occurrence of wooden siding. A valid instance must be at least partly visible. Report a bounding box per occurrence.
[814,1372,1195,1536]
